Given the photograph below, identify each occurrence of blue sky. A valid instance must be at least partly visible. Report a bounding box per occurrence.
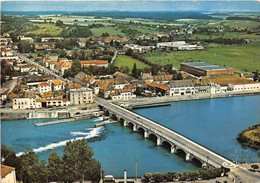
[1,1,260,12]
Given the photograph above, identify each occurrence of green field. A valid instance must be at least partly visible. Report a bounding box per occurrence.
[114,55,150,71]
[90,26,126,37]
[143,42,260,73]
[25,23,63,36]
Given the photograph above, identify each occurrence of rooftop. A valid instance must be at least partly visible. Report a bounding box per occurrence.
[1,164,15,178]
[51,79,66,86]
[181,62,231,71]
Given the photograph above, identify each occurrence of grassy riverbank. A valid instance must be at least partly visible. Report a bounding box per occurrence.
[237,124,260,150]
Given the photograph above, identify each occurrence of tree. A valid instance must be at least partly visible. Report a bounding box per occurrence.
[71,59,81,75]
[56,20,63,26]
[48,152,62,182]
[17,40,35,53]
[132,63,138,78]
[61,139,101,183]
[19,149,39,183]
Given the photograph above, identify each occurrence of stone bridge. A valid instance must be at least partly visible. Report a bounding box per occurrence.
[95,97,236,169]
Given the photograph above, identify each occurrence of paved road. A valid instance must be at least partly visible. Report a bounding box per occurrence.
[229,163,260,183]
[94,97,236,169]
[14,51,70,83]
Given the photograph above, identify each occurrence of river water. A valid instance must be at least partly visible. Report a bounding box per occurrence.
[2,95,260,177]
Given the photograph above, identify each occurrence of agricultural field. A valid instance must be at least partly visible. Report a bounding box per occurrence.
[90,26,126,37]
[114,55,150,71]
[24,23,63,36]
[143,42,260,73]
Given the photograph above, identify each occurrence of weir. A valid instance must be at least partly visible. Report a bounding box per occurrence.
[95,96,237,169]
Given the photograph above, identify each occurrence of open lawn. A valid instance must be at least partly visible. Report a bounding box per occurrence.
[114,55,150,71]
[143,42,260,73]
[25,23,63,36]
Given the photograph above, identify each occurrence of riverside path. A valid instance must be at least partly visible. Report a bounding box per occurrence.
[94,96,237,169]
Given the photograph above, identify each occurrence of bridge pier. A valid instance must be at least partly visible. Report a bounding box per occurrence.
[123,120,127,126]
[144,130,149,138]
[157,137,162,146]
[185,153,193,161]
[170,146,177,153]
[133,124,137,131]
[202,163,208,169]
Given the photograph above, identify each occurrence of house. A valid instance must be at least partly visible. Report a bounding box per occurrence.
[74,72,96,86]
[153,75,173,84]
[12,97,36,109]
[20,65,36,73]
[169,80,195,96]
[19,36,34,43]
[41,37,64,42]
[113,71,135,83]
[113,76,129,90]
[69,88,93,105]
[80,60,109,67]
[46,98,70,107]
[51,79,66,91]
[99,80,116,99]
[40,90,65,99]
[1,164,16,183]
[111,88,136,101]
[228,82,260,92]
[56,60,72,76]
[17,84,29,92]
[148,82,170,96]
[141,73,153,82]
[23,75,55,91]
[39,82,52,93]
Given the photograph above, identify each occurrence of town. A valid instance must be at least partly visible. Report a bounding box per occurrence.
[1,2,260,183]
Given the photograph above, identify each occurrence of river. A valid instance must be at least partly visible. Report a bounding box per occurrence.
[2,95,260,177]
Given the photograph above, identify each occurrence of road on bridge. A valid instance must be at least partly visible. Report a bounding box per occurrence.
[94,97,236,169]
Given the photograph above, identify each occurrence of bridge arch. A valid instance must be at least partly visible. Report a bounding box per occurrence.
[162,141,172,152]
[190,157,203,167]
[119,118,125,125]
[103,109,110,116]
[110,113,117,121]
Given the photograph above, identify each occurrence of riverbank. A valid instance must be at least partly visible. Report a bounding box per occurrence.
[114,90,260,107]
[1,103,100,121]
[237,124,260,150]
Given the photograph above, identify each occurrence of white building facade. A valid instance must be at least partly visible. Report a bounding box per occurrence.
[12,98,36,109]
[69,88,93,105]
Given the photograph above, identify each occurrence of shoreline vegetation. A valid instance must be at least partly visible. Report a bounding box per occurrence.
[143,167,230,182]
[237,124,260,150]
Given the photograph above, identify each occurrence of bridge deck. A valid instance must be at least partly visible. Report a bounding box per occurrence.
[95,97,236,168]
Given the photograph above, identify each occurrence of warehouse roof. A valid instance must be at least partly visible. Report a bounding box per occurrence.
[181,62,231,71]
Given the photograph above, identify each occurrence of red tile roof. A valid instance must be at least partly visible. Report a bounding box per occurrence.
[1,164,15,178]
[80,60,108,65]
[39,82,50,87]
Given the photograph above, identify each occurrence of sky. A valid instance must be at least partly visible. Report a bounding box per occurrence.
[1,1,260,12]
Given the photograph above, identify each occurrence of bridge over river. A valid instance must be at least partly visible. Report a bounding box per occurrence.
[95,97,237,169]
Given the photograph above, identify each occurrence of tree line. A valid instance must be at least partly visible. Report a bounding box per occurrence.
[1,139,101,183]
[143,167,230,182]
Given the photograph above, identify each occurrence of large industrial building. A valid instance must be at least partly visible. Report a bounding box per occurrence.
[181,62,234,76]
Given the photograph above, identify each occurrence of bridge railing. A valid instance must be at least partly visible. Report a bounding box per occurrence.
[128,109,234,164]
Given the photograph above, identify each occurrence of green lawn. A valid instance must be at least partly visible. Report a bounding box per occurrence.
[25,23,63,36]
[114,55,150,71]
[143,42,260,73]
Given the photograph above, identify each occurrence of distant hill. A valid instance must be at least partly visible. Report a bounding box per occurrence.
[71,11,215,21]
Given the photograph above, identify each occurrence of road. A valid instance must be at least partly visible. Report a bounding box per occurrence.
[14,51,70,83]
[229,163,260,183]
[94,97,236,169]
